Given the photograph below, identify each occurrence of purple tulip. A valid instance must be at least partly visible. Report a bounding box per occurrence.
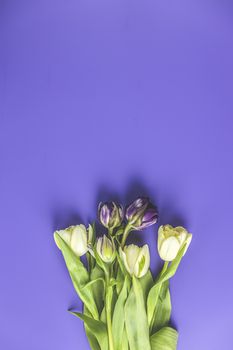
[125,197,158,230]
[98,201,123,230]
[139,206,158,229]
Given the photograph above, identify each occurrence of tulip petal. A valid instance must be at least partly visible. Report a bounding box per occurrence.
[71,226,88,256]
[183,234,192,255]
[158,225,165,251]
[125,244,140,275]
[119,247,131,275]
[54,228,72,249]
[135,244,150,278]
[159,237,180,261]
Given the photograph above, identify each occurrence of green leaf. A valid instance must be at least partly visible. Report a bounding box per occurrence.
[100,306,106,323]
[90,265,105,314]
[125,276,151,350]
[147,245,186,328]
[152,280,171,332]
[156,244,187,285]
[112,277,129,350]
[70,311,109,350]
[82,277,105,316]
[116,267,125,295]
[83,306,101,350]
[140,270,153,303]
[150,327,178,350]
[116,251,127,276]
[122,327,129,350]
[55,233,99,320]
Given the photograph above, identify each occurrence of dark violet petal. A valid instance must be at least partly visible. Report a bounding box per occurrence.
[139,207,158,229]
[125,197,149,220]
[142,208,158,223]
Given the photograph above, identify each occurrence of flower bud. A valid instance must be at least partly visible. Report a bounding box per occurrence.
[120,244,150,278]
[158,225,192,262]
[125,197,158,230]
[54,224,91,257]
[98,202,123,230]
[87,224,94,245]
[96,235,116,263]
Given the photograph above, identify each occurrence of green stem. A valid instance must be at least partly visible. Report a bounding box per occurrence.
[121,224,131,248]
[160,261,169,276]
[86,251,94,273]
[149,261,169,333]
[105,272,115,350]
[108,228,114,236]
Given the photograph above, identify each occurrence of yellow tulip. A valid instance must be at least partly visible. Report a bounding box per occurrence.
[158,225,192,261]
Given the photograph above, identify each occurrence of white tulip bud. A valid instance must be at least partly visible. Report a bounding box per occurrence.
[96,235,116,263]
[54,224,90,257]
[120,244,150,278]
[158,225,192,262]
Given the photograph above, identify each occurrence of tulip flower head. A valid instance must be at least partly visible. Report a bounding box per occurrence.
[125,197,158,230]
[158,225,192,262]
[96,235,116,263]
[120,244,150,278]
[54,224,92,257]
[98,201,123,230]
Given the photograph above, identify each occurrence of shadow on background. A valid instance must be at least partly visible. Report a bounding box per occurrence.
[49,176,188,251]
[51,175,187,231]
[95,176,187,242]
[51,206,84,231]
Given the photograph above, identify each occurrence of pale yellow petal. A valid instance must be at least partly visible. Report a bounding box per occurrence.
[159,236,180,261]
[70,226,88,256]
[135,244,150,278]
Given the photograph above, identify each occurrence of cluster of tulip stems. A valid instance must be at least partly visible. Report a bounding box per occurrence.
[54,197,192,350]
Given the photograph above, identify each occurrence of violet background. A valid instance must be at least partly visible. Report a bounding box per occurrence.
[1,1,233,349]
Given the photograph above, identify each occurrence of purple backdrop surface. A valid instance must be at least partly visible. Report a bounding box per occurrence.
[1,1,233,349]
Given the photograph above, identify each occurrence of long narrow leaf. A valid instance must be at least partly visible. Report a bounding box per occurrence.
[112,277,129,350]
[122,328,129,350]
[140,270,153,303]
[83,306,101,350]
[156,244,187,285]
[150,327,178,350]
[125,276,151,350]
[55,233,99,319]
[151,280,171,333]
[147,244,186,327]
[70,311,108,350]
[89,265,105,314]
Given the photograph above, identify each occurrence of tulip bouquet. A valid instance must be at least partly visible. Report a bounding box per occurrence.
[54,197,192,350]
